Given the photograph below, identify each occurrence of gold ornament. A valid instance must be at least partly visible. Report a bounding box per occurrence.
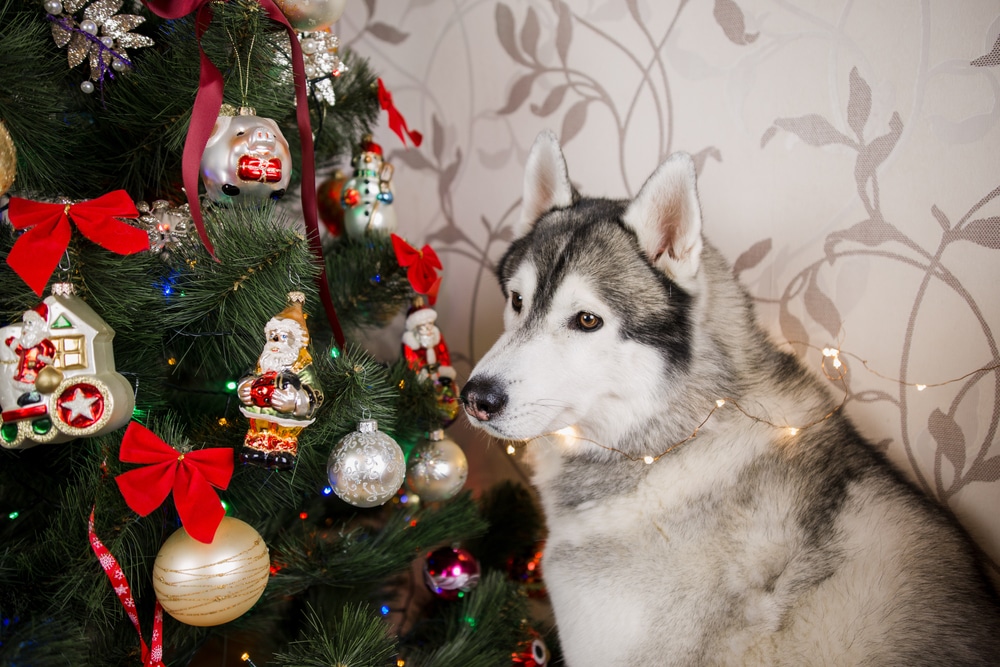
[33,366,64,394]
[0,120,14,197]
[153,517,270,627]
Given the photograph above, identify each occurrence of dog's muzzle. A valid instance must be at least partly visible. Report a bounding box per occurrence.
[460,376,507,422]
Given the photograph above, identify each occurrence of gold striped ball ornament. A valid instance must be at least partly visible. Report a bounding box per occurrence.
[153,517,270,626]
[0,119,15,197]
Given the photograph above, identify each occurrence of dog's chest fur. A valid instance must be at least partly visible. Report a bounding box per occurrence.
[528,431,810,665]
[527,423,966,667]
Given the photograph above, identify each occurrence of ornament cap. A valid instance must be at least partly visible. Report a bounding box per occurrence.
[357,418,378,433]
[51,282,76,297]
[428,429,444,441]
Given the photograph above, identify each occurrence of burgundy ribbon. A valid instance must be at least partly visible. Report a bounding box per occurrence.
[142,0,346,349]
[89,507,165,667]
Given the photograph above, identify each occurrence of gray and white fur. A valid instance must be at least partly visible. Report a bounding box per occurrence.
[461,131,1000,666]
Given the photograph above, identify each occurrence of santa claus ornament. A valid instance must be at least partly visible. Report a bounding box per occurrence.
[238,292,324,470]
[402,300,460,427]
[200,105,292,206]
[0,283,134,449]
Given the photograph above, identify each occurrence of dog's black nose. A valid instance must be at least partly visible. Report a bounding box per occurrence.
[460,376,508,422]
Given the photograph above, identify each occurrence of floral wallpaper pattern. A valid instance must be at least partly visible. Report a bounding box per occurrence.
[338,1,1000,577]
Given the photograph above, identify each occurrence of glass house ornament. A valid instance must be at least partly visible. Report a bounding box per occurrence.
[0,282,134,449]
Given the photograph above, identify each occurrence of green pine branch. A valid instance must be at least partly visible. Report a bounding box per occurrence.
[273,602,398,667]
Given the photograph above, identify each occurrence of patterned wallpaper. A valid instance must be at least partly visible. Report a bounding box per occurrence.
[337,1,1000,577]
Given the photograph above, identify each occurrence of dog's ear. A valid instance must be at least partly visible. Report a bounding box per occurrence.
[517,130,575,237]
[623,152,703,283]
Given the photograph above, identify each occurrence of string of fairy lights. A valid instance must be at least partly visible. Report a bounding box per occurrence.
[500,343,1000,464]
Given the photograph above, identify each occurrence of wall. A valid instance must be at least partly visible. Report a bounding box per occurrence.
[338,0,1000,577]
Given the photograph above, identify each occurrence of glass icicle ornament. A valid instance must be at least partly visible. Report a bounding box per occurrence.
[327,418,405,507]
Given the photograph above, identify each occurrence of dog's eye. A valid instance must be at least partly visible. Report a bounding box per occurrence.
[574,311,603,331]
[511,291,523,314]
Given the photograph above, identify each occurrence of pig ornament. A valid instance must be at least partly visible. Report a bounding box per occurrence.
[200,106,292,205]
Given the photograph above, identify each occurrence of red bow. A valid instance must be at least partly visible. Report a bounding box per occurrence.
[115,422,234,544]
[6,191,149,296]
[238,155,283,183]
[392,233,442,304]
[378,79,423,147]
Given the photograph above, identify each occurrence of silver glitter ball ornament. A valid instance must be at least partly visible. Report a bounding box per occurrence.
[405,430,468,502]
[327,419,405,507]
[200,107,292,206]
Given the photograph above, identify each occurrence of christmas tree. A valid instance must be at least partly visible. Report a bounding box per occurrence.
[0,1,548,665]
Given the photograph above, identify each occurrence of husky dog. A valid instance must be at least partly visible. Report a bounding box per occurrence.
[461,131,1000,666]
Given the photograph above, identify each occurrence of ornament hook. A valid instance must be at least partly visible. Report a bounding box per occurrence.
[58,249,73,275]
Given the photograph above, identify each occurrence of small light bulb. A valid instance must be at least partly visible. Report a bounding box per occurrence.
[833,358,842,369]
[555,426,577,438]
[715,399,726,408]
[787,427,799,436]
[506,444,516,455]
[916,384,927,391]
[643,455,655,464]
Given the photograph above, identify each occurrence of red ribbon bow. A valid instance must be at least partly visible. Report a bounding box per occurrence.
[378,79,423,147]
[115,422,234,544]
[142,0,347,349]
[392,233,442,304]
[6,190,150,296]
